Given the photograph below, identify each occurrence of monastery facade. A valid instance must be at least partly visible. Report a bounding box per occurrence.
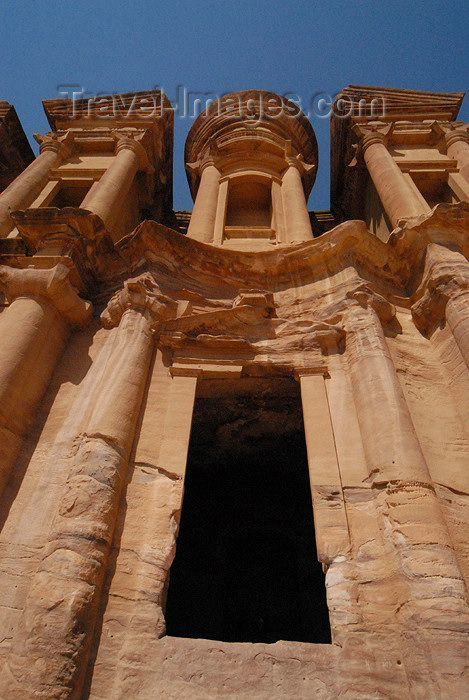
[0,86,468,698]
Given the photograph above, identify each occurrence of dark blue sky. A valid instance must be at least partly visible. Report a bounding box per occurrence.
[1,0,468,211]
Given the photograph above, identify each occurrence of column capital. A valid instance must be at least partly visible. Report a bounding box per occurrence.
[411,266,469,335]
[101,273,177,329]
[319,282,396,330]
[432,122,469,150]
[0,263,92,326]
[284,152,316,176]
[33,130,76,159]
[353,121,394,154]
[294,365,329,379]
[112,130,153,172]
[186,154,220,176]
[345,283,396,325]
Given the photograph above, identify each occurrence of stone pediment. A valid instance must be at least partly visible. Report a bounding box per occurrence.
[336,85,464,121]
[154,281,345,367]
[115,217,401,293]
[114,203,469,296]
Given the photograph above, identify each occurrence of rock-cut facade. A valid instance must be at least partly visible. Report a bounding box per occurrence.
[0,86,468,698]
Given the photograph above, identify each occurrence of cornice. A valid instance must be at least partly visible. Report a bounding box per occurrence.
[3,203,466,315]
[115,218,404,292]
[109,203,469,312]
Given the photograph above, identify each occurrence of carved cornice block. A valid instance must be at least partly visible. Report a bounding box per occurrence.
[9,207,116,294]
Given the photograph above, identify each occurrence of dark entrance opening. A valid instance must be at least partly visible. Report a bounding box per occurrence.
[165,378,331,644]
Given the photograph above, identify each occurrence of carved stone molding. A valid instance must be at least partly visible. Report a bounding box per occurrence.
[157,289,275,348]
[0,262,92,326]
[315,282,396,331]
[411,242,469,337]
[275,319,345,354]
[232,288,275,313]
[8,206,114,294]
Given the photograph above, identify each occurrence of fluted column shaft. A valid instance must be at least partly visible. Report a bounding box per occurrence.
[2,275,176,700]
[0,132,74,237]
[360,129,429,228]
[186,162,221,243]
[81,136,147,232]
[0,264,91,497]
[281,164,314,242]
[344,288,468,627]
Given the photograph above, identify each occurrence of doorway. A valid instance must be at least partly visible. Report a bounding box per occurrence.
[165,378,331,644]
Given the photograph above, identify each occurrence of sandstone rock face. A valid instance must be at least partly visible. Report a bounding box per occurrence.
[0,87,468,699]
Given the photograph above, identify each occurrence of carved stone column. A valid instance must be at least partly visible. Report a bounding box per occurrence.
[440,123,469,183]
[2,274,177,700]
[412,243,469,369]
[281,159,314,243]
[0,263,91,497]
[343,284,469,628]
[0,131,75,237]
[81,132,151,233]
[354,123,429,228]
[186,159,221,243]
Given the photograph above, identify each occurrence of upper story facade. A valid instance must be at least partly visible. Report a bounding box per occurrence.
[0,85,467,259]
